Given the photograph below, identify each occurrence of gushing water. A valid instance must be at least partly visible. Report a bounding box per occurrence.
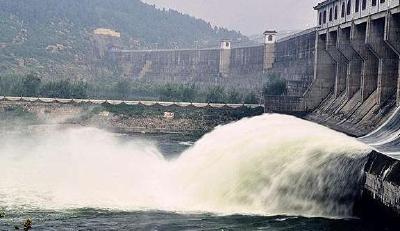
[0,114,371,217]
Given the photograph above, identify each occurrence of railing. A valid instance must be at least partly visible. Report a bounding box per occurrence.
[0,96,264,110]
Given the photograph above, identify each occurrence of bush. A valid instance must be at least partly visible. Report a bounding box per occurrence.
[206,86,226,103]
[227,90,242,104]
[158,83,197,102]
[244,92,258,104]
[40,80,88,99]
[22,73,41,97]
[113,80,131,100]
[0,74,23,96]
[263,74,287,96]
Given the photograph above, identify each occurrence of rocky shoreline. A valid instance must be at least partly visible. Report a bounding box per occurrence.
[0,101,264,137]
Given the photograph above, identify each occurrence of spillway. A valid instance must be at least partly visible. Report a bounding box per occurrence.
[360,107,400,157]
[0,114,371,218]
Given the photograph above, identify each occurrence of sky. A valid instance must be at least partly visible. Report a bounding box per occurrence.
[141,0,321,36]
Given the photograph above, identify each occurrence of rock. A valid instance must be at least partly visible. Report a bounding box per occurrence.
[23,219,32,231]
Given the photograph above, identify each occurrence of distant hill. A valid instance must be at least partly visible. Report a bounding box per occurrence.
[0,0,249,81]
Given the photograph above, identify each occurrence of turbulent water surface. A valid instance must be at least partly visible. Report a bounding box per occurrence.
[0,114,383,230]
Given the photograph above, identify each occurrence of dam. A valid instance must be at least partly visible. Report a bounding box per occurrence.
[1,0,400,230]
[92,3,400,219]
[262,0,400,223]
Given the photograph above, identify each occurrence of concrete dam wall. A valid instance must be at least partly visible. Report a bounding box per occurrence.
[87,0,400,221]
[104,31,316,95]
[107,43,268,91]
[263,0,400,222]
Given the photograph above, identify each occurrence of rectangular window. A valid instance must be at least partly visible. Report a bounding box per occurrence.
[362,0,367,10]
[347,0,352,15]
[319,12,322,25]
[372,0,377,6]
[342,3,346,17]
[334,5,338,20]
[355,0,360,12]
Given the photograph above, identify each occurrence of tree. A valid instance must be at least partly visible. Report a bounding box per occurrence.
[40,80,88,99]
[206,86,226,103]
[114,80,131,100]
[22,73,41,97]
[158,83,178,101]
[70,81,88,99]
[40,80,72,98]
[244,92,258,104]
[179,84,197,102]
[263,74,287,96]
[227,89,242,104]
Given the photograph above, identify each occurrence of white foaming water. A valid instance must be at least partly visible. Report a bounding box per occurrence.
[0,114,371,217]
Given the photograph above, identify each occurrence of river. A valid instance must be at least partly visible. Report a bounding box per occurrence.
[0,114,391,230]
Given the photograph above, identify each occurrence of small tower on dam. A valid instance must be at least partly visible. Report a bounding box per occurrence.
[263,30,277,71]
[219,40,232,77]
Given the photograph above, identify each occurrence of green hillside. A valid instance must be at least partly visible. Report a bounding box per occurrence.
[0,0,249,81]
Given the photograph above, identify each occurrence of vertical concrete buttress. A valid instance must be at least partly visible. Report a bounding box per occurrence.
[367,16,399,106]
[350,22,379,102]
[337,27,363,100]
[385,12,400,106]
[303,33,336,111]
[326,29,348,97]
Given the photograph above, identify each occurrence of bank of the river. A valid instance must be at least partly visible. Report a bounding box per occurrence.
[0,100,264,137]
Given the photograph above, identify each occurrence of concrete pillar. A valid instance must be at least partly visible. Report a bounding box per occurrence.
[304,33,336,111]
[263,30,277,71]
[326,29,348,97]
[385,12,400,106]
[366,16,399,106]
[315,33,336,88]
[350,22,379,102]
[337,27,361,100]
[219,40,231,77]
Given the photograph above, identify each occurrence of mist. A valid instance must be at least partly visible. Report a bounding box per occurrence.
[0,115,370,217]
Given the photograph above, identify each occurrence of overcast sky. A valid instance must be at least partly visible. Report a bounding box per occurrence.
[141,0,321,36]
